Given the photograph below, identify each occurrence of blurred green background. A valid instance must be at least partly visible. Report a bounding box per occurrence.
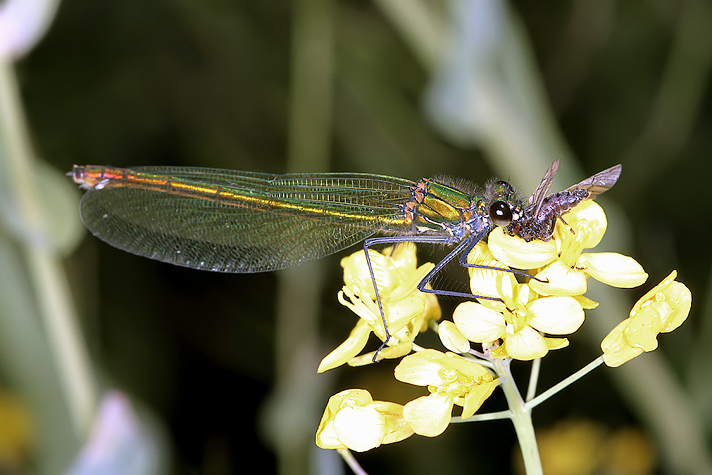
[1,0,711,473]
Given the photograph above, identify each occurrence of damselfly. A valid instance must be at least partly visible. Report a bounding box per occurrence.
[71,161,621,351]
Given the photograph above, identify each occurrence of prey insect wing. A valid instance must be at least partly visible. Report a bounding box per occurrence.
[564,164,622,198]
[528,159,560,215]
[507,163,622,242]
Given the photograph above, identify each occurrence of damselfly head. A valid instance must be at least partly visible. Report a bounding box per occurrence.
[485,179,524,228]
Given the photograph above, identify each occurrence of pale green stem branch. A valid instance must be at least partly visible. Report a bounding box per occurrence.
[337,449,368,475]
[525,357,541,402]
[450,409,511,424]
[0,59,96,435]
[527,357,604,410]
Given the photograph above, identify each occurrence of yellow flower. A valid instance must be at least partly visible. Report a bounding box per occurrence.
[488,201,648,297]
[520,419,657,475]
[316,389,414,452]
[529,420,607,475]
[453,242,582,360]
[394,349,497,437]
[317,244,441,372]
[601,270,692,367]
[0,388,32,467]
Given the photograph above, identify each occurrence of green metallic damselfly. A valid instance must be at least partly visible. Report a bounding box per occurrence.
[71,160,621,355]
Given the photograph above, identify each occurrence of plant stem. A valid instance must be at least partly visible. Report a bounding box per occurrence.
[493,358,542,475]
[525,357,541,401]
[527,357,603,410]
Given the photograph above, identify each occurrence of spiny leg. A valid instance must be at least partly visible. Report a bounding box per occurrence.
[363,234,464,361]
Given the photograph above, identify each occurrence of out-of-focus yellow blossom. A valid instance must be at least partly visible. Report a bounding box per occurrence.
[394,349,497,437]
[318,244,441,372]
[488,201,648,297]
[602,427,657,475]
[0,388,33,469]
[601,270,691,367]
[514,420,657,475]
[519,419,606,475]
[316,389,414,452]
[453,242,581,360]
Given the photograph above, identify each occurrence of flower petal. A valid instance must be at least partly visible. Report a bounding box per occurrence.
[630,271,692,333]
[504,325,548,360]
[388,262,433,300]
[466,243,517,300]
[349,341,412,367]
[394,349,448,386]
[440,352,492,379]
[460,379,498,419]
[369,401,414,444]
[577,253,648,288]
[601,320,645,367]
[316,389,373,449]
[333,406,387,452]
[453,301,506,343]
[403,393,453,437]
[659,280,692,332]
[341,250,382,299]
[543,337,569,351]
[316,390,414,451]
[574,295,599,310]
[556,200,607,249]
[527,297,585,335]
[389,242,419,277]
[601,304,665,367]
[625,307,662,351]
[603,346,644,368]
[382,293,426,335]
[318,320,371,373]
[488,227,558,269]
[438,321,471,353]
[529,261,588,296]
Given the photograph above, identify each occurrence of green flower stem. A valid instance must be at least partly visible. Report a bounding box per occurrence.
[527,356,604,410]
[450,409,511,423]
[493,358,542,475]
[525,357,541,401]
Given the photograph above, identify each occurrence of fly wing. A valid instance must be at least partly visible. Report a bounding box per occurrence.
[565,164,622,199]
[528,159,560,214]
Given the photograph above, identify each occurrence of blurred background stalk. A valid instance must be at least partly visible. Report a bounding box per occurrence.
[0,59,94,471]
[264,0,335,474]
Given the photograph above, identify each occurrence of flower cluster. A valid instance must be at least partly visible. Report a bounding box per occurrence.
[601,270,691,367]
[317,243,441,372]
[452,200,649,360]
[315,200,692,454]
[317,349,497,451]
[393,349,497,437]
[315,389,413,452]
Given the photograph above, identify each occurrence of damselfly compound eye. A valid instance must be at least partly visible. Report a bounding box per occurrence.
[490,200,513,226]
